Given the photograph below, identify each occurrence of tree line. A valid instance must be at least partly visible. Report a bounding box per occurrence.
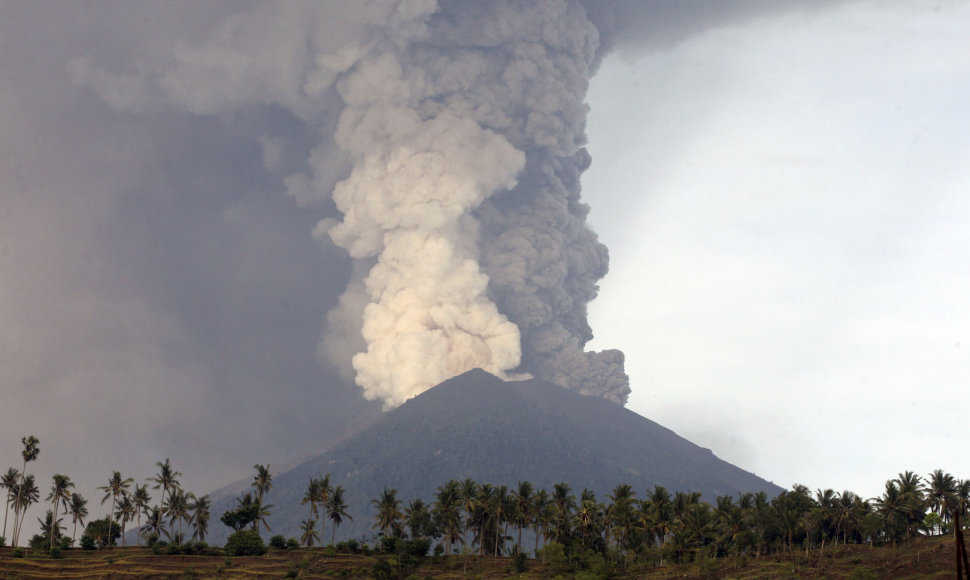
[5,434,970,570]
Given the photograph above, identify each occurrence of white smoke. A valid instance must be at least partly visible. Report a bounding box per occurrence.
[69,0,631,408]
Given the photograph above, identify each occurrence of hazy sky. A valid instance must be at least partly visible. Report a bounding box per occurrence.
[1,0,968,541]
[586,0,970,499]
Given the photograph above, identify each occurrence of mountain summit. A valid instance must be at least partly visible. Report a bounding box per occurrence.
[211,369,781,543]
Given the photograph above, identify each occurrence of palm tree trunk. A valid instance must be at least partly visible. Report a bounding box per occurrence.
[107,496,116,549]
[3,499,9,540]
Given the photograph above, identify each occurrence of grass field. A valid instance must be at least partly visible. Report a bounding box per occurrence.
[0,535,959,579]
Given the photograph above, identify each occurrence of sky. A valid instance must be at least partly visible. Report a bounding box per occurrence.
[1,0,968,540]
[585,0,970,498]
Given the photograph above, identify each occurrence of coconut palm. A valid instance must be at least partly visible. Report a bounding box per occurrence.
[114,495,136,547]
[372,487,403,537]
[404,498,432,540]
[433,480,463,555]
[251,464,272,531]
[98,471,133,548]
[532,488,551,553]
[11,474,39,547]
[458,478,479,547]
[68,492,89,544]
[300,518,319,546]
[12,435,39,547]
[190,494,211,542]
[46,474,74,549]
[147,458,181,537]
[327,485,351,544]
[165,488,195,545]
[37,510,65,546]
[302,478,322,521]
[927,469,958,524]
[141,505,163,539]
[1,467,20,541]
[131,484,151,545]
[511,480,534,553]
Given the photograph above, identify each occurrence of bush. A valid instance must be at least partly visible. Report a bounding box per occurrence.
[145,533,160,547]
[0,536,6,547]
[336,539,359,553]
[513,551,528,573]
[58,536,73,550]
[269,534,288,550]
[225,529,266,556]
[372,557,393,580]
[49,546,63,559]
[80,535,97,550]
[286,537,300,550]
[13,547,25,558]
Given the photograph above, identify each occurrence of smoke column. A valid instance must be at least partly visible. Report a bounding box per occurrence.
[71,0,630,408]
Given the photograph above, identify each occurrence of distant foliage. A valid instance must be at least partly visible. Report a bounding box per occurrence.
[224,529,266,556]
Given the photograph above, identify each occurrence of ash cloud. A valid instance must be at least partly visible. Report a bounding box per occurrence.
[68,0,632,407]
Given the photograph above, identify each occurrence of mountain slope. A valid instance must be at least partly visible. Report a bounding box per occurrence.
[210,369,782,544]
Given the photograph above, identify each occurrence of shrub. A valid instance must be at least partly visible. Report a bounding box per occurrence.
[269,534,288,550]
[512,551,528,573]
[58,536,73,550]
[13,547,25,558]
[49,546,63,559]
[372,557,393,580]
[286,537,300,550]
[0,536,5,547]
[145,533,160,547]
[225,529,266,556]
[336,539,359,553]
[80,535,97,550]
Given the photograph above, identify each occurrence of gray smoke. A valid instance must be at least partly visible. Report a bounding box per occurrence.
[70,0,630,408]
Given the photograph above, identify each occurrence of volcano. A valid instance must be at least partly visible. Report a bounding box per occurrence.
[209,369,782,544]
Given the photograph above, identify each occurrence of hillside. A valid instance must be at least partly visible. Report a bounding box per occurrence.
[210,369,782,544]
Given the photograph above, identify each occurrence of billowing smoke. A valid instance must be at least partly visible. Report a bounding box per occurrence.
[70,0,630,408]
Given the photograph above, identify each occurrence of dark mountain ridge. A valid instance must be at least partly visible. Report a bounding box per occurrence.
[210,369,782,544]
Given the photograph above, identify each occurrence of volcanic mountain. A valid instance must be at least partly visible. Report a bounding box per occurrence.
[209,369,782,544]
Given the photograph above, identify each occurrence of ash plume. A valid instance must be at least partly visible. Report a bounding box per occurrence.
[70,0,630,407]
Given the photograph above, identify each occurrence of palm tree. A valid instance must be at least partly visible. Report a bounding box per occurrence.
[372,487,403,536]
[45,474,74,550]
[404,498,431,539]
[433,480,463,555]
[164,488,194,545]
[11,474,39,547]
[251,464,272,531]
[512,480,534,553]
[147,458,181,537]
[1,467,20,541]
[99,471,133,548]
[37,510,65,546]
[532,488,550,553]
[927,469,957,525]
[114,495,136,547]
[141,505,163,540]
[300,519,319,546]
[608,483,636,551]
[302,478,322,522]
[895,470,926,538]
[68,492,89,544]
[12,435,39,547]
[327,485,351,544]
[131,484,151,545]
[458,478,479,547]
[189,494,211,542]
[551,482,575,543]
